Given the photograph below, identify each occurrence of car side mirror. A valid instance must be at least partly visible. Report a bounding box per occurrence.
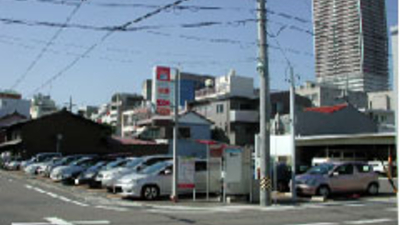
[164,169,172,175]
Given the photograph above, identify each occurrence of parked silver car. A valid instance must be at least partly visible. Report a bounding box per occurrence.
[294,162,379,197]
[116,160,220,200]
[24,157,61,175]
[97,155,172,191]
[50,157,98,182]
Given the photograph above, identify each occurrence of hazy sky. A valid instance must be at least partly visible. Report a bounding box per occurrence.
[0,0,398,107]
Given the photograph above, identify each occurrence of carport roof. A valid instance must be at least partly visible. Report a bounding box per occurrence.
[296,132,395,146]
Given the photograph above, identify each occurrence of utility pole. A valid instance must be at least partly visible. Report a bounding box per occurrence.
[171,69,180,202]
[289,66,297,203]
[257,0,272,206]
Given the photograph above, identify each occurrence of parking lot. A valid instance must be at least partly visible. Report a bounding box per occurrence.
[1,167,398,225]
[0,153,398,225]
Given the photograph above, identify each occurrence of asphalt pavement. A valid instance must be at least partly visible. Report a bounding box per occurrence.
[0,170,398,225]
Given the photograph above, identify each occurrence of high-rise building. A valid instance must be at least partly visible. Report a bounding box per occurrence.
[313,0,389,92]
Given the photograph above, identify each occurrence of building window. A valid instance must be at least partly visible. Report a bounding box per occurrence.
[178,127,191,139]
[216,104,224,114]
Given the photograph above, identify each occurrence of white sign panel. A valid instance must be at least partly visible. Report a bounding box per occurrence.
[178,157,195,189]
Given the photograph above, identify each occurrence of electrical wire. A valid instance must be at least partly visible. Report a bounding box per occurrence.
[9,0,86,90]
[28,0,191,97]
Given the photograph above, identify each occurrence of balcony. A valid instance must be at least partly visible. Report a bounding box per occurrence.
[230,110,259,123]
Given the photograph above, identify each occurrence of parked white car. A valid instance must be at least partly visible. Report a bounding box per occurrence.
[116,160,220,200]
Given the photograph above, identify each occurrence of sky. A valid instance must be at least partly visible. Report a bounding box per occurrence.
[0,0,398,107]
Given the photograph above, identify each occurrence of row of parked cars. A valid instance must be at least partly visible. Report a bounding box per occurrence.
[1,152,220,200]
[1,153,381,199]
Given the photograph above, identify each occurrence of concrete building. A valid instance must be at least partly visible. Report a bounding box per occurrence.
[365,91,396,132]
[190,90,311,146]
[313,0,389,92]
[77,106,99,119]
[0,91,30,119]
[30,94,57,119]
[109,93,144,136]
[296,81,368,109]
[195,70,254,101]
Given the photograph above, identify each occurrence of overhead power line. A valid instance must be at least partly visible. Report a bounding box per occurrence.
[10,0,86,90]
[29,0,191,97]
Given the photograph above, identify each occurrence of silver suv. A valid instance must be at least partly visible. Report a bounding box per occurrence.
[294,162,379,197]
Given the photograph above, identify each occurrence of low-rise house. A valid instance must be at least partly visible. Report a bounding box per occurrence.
[0,109,113,157]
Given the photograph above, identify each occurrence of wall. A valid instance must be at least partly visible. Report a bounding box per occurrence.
[168,139,207,158]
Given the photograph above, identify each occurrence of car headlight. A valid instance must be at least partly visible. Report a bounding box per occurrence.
[305,179,318,186]
[85,172,95,178]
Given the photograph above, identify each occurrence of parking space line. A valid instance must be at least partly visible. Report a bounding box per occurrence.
[95,205,128,212]
[285,222,339,225]
[71,221,110,224]
[45,217,74,225]
[343,218,394,224]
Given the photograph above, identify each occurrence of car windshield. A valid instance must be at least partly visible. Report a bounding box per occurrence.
[104,159,127,169]
[125,158,143,168]
[88,161,106,170]
[307,163,335,175]
[139,162,169,174]
[71,158,91,166]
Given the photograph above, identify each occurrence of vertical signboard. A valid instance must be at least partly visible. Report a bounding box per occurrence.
[178,157,195,189]
[152,66,178,115]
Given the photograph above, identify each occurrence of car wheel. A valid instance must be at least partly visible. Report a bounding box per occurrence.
[317,185,330,198]
[142,185,159,200]
[367,183,379,195]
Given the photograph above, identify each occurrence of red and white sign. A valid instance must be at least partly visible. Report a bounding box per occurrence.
[152,66,177,116]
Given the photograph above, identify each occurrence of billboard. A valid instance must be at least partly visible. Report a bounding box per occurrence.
[152,66,178,115]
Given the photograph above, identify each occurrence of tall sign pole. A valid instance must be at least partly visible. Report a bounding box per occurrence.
[171,69,180,202]
[289,66,297,203]
[257,0,272,206]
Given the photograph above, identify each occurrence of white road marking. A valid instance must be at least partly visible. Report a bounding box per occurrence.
[26,185,89,207]
[344,204,365,207]
[12,223,49,225]
[71,221,110,224]
[45,217,74,225]
[285,223,339,225]
[71,201,89,207]
[33,188,46,194]
[95,205,128,212]
[58,196,72,203]
[343,218,395,224]
[46,192,59,198]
